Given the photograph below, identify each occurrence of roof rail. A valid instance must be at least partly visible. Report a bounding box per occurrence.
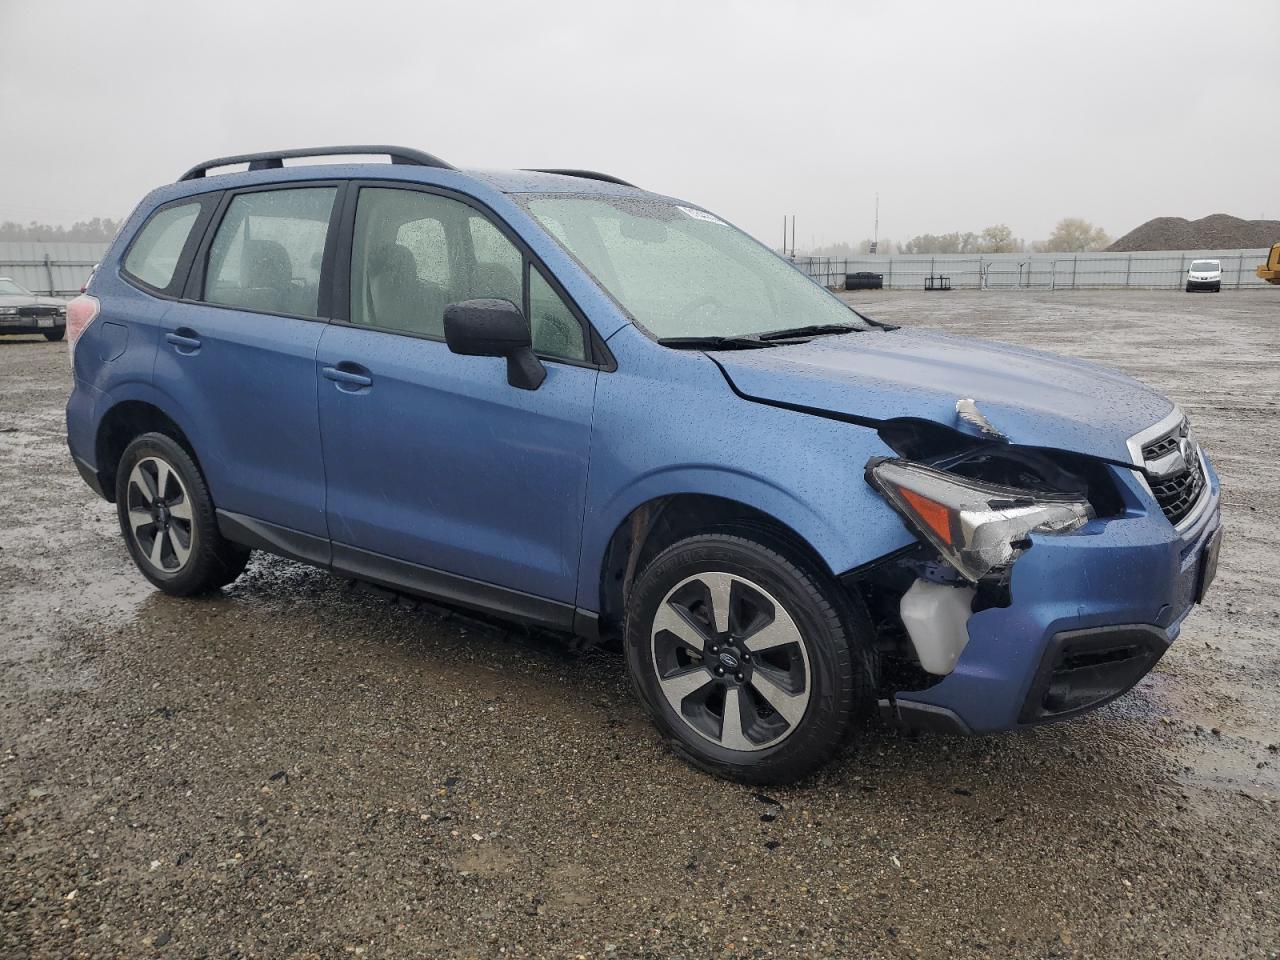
[526,168,637,188]
[178,145,455,182]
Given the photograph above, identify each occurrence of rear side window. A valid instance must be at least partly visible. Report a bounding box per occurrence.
[123,202,202,291]
[203,187,337,318]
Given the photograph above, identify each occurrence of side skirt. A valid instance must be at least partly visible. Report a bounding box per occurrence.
[216,509,580,633]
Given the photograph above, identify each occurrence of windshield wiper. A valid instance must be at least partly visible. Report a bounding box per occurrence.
[656,335,776,350]
[756,323,862,342]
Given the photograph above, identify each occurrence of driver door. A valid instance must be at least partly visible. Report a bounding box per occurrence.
[316,185,599,618]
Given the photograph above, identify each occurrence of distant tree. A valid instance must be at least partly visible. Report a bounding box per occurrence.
[978,224,1020,253]
[803,241,858,258]
[1040,218,1110,252]
[902,231,981,254]
[857,237,893,255]
[0,218,123,242]
[796,239,895,258]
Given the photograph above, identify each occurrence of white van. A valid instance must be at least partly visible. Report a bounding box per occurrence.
[1186,259,1222,292]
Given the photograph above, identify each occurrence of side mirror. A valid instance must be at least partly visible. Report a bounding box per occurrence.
[443,298,546,391]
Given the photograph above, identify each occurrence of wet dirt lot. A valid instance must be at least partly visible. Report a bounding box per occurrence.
[2,290,1278,959]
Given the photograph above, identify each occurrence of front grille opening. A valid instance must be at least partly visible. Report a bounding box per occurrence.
[1141,434,1179,461]
[1141,424,1207,526]
[1149,462,1205,525]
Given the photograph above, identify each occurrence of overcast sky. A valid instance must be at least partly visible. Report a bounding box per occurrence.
[2,0,1277,248]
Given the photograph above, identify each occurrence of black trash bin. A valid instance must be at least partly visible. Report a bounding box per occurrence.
[844,272,884,290]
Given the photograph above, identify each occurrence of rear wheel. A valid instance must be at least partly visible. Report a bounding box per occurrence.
[115,433,250,595]
[43,328,65,342]
[624,532,875,783]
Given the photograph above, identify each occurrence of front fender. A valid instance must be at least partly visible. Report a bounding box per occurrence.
[576,327,915,612]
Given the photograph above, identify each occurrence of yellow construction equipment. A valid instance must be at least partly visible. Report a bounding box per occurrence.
[1257,241,1280,284]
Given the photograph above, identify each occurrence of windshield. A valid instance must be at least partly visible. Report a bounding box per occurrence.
[519,195,868,340]
[0,279,32,296]
[1190,261,1219,271]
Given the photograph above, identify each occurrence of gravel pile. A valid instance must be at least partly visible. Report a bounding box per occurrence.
[1108,214,1280,252]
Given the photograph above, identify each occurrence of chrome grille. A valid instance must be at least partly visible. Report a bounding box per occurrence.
[1140,419,1206,527]
[1141,434,1179,461]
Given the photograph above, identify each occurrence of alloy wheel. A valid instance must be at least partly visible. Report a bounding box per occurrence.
[125,456,195,573]
[650,571,812,751]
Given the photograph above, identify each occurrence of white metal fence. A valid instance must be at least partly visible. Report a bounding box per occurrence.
[794,248,1274,291]
[3,241,1275,298]
[0,241,109,297]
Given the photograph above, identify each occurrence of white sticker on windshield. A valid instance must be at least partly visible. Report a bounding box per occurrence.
[677,205,726,225]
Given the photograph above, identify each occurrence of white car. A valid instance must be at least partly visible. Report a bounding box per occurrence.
[1186,259,1221,293]
[0,277,67,340]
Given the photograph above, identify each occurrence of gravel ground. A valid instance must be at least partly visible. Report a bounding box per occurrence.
[2,290,1278,959]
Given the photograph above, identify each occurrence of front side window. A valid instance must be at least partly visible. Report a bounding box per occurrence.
[519,195,869,341]
[203,187,336,317]
[349,188,587,360]
[123,201,202,291]
[529,267,585,361]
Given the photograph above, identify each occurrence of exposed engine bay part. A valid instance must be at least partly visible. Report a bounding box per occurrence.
[899,578,977,675]
[954,397,1007,441]
[874,418,1127,518]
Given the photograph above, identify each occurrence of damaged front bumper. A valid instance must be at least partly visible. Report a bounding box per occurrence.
[879,458,1222,735]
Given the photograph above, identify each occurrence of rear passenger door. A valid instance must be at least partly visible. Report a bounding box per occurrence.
[315,184,599,619]
[154,183,342,554]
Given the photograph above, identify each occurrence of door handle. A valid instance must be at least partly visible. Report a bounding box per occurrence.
[322,363,373,390]
[165,330,202,353]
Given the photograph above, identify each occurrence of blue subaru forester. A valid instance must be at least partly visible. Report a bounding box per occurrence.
[66,146,1222,783]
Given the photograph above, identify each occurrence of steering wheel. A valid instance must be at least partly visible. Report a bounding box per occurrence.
[673,293,724,323]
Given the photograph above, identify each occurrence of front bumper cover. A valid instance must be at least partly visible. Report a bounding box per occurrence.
[882,458,1221,734]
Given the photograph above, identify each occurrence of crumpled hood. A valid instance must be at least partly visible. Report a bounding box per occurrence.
[713,328,1173,464]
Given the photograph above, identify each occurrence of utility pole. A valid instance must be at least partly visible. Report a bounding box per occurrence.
[871,194,879,255]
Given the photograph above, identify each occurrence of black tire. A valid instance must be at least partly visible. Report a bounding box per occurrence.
[114,432,250,595]
[43,328,65,341]
[1184,283,1192,293]
[1213,282,1221,292]
[624,532,876,784]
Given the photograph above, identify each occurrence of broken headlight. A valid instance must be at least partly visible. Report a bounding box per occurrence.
[867,458,1094,583]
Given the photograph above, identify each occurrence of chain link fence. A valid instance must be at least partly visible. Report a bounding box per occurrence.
[793,248,1274,291]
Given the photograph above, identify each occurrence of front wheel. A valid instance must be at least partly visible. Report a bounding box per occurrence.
[115,432,250,595]
[44,328,65,342]
[624,533,875,783]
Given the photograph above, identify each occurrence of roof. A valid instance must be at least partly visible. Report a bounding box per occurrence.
[460,168,652,195]
[173,145,650,197]
[134,163,678,224]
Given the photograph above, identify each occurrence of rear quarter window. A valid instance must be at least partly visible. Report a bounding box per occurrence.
[123,202,204,291]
